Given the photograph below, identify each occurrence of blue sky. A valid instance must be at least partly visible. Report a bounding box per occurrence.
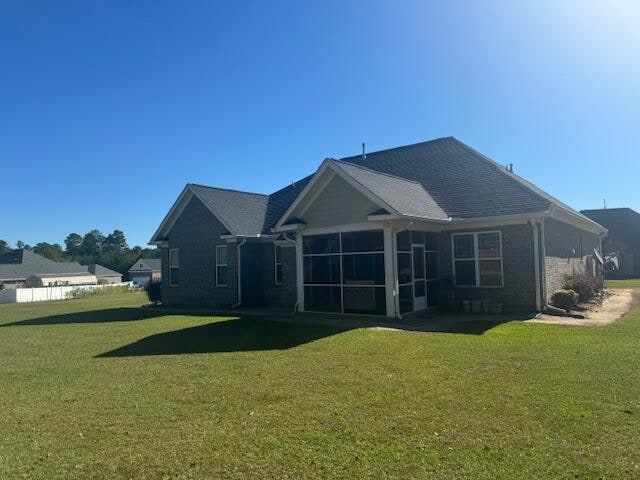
[1,0,638,248]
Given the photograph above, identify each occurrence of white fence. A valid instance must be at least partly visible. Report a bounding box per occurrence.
[0,283,134,305]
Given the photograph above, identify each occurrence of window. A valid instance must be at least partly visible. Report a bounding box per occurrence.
[274,245,283,285]
[302,230,385,315]
[452,232,503,287]
[169,248,179,286]
[216,245,228,287]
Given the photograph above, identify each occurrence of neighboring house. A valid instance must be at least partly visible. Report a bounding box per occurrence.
[25,273,97,288]
[150,137,606,318]
[87,264,123,284]
[128,258,161,287]
[0,249,92,289]
[581,208,640,278]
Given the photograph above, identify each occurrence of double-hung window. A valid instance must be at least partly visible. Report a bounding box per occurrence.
[452,232,503,287]
[274,245,283,285]
[169,248,180,286]
[216,245,228,287]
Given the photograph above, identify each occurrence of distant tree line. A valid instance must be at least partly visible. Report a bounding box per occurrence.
[0,230,159,274]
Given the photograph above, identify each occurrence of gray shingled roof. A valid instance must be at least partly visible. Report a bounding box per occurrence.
[338,138,552,219]
[88,264,122,277]
[330,160,449,221]
[582,208,640,250]
[189,184,269,236]
[0,249,88,281]
[155,137,597,239]
[128,258,161,272]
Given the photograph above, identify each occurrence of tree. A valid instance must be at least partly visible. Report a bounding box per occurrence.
[104,230,128,252]
[64,233,82,256]
[0,240,10,255]
[81,230,105,256]
[16,241,31,251]
[33,242,65,262]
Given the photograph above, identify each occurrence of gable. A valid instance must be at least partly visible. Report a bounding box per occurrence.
[150,184,269,243]
[167,195,230,239]
[297,173,380,228]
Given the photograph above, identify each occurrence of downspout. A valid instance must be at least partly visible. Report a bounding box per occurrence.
[232,238,247,308]
[530,219,542,312]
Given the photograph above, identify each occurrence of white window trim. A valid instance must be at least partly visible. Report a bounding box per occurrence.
[169,248,179,287]
[216,245,228,287]
[274,244,283,286]
[452,231,504,288]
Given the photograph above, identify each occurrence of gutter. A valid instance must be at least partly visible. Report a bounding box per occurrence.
[231,238,247,308]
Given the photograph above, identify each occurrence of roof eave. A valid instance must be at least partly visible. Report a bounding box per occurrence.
[549,205,608,235]
[366,213,451,224]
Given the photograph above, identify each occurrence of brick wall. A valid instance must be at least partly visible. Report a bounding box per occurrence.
[544,218,601,297]
[439,223,537,312]
[161,196,238,308]
[259,243,297,308]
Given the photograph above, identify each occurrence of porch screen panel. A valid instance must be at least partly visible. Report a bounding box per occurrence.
[396,230,413,314]
[396,230,440,312]
[425,232,439,307]
[302,231,385,315]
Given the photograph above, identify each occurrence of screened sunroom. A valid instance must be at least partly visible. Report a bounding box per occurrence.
[298,228,439,318]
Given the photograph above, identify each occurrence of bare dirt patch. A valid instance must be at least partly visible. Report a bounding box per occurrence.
[528,288,639,326]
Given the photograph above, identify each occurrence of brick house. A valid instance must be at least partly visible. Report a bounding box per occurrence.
[127,258,161,287]
[150,137,606,318]
[581,208,640,278]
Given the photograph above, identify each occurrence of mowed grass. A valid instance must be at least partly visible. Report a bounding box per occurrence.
[1,293,639,479]
[606,278,640,288]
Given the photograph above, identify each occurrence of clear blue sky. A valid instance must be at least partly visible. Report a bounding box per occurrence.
[1,1,638,248]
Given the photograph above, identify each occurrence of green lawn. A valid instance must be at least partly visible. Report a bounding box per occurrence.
[606,278,640,288]
[1,292,639,479]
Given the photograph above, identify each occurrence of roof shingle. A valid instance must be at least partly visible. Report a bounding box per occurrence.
[0,250,88,281]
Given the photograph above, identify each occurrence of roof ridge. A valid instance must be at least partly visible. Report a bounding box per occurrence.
[582,207,636,213]
[453,139,603,228]
[330,159,424,186]
[342,136,456,161]
[452,139,554,204]
[260,138,458,198]
[189,183,268,197]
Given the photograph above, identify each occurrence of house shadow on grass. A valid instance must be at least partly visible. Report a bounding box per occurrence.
[97,317,353,357]
[0,308,166,327]
[291,313,515,336]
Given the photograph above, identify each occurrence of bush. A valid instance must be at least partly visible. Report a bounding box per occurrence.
[97,278,109,285]
[564,271,600,302]
[551,289,579,310]
[144,281,161,304]
[66,285,134,299]
[0,281,5,291]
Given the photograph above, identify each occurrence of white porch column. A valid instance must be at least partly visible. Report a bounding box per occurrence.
[383,225,397,318]
[295,233,305,312]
